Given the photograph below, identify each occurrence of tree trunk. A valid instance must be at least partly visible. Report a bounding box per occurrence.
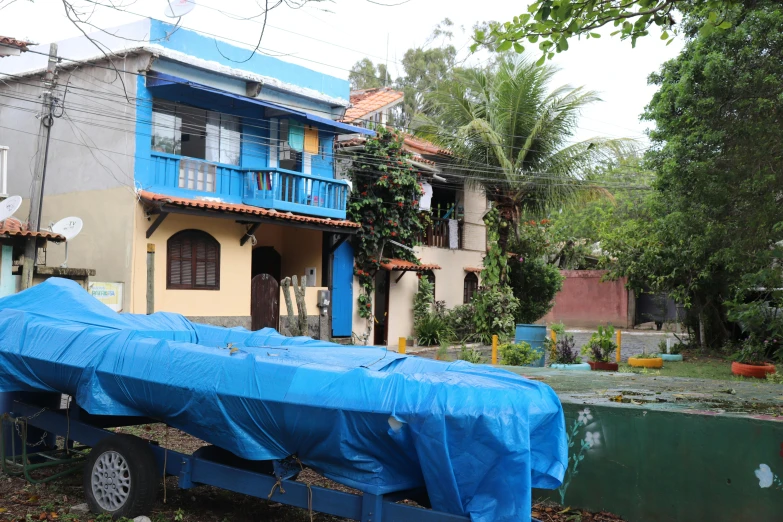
[699,311,707,352]
[281,277,298,336]
[292,275,308,337]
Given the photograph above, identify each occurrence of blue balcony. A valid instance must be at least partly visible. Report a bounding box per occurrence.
[150,153,349,220]
[245,168,349,219]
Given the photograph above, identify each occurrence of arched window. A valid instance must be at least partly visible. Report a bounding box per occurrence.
[464,272,479,304]
[422,270,436,299]
[167,230,220,290]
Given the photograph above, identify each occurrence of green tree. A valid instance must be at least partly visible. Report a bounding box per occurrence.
[474,0,742,60]
[418,56,626,237]
[348,58,388,90]
[601,3,783,347]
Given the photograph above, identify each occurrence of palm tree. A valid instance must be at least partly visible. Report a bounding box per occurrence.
[417,56,628,237]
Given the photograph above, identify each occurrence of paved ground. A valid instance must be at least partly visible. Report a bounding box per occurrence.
[507,366,783,416]
[406,329,688,363]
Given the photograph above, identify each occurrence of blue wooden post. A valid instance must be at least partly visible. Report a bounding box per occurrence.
[361,492,384,522]
[0,245,16,297]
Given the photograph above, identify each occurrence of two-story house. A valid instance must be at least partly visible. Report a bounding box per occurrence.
[0,19,371,332]
[338,88,488,345]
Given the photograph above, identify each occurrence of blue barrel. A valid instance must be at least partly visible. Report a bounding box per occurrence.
[515,324,547,367]
[0,392,60,457]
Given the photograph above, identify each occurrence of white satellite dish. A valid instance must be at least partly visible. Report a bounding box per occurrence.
[0,195,22,222]
[50,217,83,268]
[164,0,195,18]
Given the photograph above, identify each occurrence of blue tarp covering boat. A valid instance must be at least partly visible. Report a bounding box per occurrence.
[0,279,566,522]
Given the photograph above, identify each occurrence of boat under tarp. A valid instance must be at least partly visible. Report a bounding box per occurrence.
[0,278,566,522]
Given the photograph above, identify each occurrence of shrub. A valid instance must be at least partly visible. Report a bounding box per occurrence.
[415,313,454,346]
[731,340,769,365]
[508,255,564,325]
[447,303,477,342]
[459,344,484,364]
[582,325,616,362]
[550,334,580,365]
[499,341,541,366]
[472,286,520,344]
[413,276,435,327]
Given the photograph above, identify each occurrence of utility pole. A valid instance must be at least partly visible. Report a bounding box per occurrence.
[21,43,58,290]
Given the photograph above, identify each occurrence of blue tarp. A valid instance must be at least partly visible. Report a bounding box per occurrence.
[0,279,566,522]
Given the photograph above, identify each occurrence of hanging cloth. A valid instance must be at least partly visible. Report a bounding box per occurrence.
[288,120,305,152]
[448,219,459,249]
[304,125,319,154]
[419,182,433,211]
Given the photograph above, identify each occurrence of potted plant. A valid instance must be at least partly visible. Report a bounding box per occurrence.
[548,331,590,370]
[657,338,683,362]
[582,325,618,371]
[731,341,777,378]
[628,350,664,369]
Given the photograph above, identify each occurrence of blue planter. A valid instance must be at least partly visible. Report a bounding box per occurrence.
[550,363,592,371]
[660,353,683,362]
[515,324,547,367]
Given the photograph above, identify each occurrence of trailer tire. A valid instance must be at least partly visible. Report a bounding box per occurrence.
[83,434,158,519]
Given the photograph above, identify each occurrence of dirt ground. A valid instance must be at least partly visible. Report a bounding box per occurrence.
[0,424,625,522]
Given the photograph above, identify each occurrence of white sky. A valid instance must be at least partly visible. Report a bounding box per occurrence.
[0,0,684,145]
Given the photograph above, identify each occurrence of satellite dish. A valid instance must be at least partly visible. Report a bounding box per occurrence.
[50,217,83,268]
[51,217,83,241]
[0,195,22,222]
[164,0,195,18]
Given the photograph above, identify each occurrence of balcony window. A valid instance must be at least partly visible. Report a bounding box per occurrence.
[273,118,320,172]
[151,101,241,192]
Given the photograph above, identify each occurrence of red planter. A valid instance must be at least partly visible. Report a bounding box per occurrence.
[731,361,776,379]
[588,361,619,371]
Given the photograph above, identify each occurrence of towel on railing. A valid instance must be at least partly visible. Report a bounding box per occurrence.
[289,121,305,152]
[257,172,273,191]
[449,219,459,249]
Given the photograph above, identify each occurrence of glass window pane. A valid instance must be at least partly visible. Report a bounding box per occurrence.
[151,103,181,155]
[219,114,241,166]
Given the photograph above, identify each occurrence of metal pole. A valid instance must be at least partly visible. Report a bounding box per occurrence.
[491,335,498,365]
[616,330,622,363]
[20,43,58,290]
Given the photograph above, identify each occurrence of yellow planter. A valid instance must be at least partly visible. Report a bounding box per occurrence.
[628,357,663,369]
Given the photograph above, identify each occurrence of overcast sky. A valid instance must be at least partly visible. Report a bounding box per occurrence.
[1,0,684,146]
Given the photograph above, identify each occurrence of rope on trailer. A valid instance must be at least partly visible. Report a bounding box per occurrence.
[64,396,71,455]
[267,477,286,499]
[163,426,169,504]
[293,455,313,522]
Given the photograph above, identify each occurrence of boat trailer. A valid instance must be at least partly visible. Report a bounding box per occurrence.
[2,398,490,522]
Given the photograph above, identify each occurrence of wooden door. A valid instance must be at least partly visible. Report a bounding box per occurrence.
[251,273,279,331]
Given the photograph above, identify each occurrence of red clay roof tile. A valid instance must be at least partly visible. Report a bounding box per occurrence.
[380,258,441,271]
[0,218,65,241]
[343,88,404,123]
[138,191,360,229]
[0,37,31,52]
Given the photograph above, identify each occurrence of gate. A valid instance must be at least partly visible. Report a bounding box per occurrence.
[251,273,279,331]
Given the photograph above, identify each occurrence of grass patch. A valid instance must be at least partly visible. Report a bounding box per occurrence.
[619,353,783,382]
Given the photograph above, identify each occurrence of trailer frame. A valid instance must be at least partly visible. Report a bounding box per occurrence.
[2,399,481,522]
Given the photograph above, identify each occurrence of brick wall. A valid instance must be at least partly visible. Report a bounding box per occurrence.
[543,270,632,328]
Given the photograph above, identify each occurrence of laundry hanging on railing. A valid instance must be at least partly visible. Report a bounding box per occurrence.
[449,219,459,249]
[419,182,433,211]
[257,172,273,191]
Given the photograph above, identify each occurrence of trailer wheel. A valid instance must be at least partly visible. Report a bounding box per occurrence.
[83,435,158,519]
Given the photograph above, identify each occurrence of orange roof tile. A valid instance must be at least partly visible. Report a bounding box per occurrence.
[380,258,441,272]
[337,135,438,167]
[343,88,404,123]
[0,218,65,241]
[464,266,484,273]
[138,191,360,229]
[0,36,31,51]
[403,135,453,156]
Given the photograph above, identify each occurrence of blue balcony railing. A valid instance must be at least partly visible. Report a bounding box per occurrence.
[149,153,348,220]
[244,168,349,219]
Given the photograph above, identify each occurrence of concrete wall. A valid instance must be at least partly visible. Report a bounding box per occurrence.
[535,402,783,522]
[460,182,487,252]
[543,270,632,328]
[131,205,252,317]
[384,246,485,345]
[0,59,144,198]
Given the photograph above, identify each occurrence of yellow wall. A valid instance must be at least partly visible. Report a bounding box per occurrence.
[131,205,252,316]
[253,224,323,286]
[279,286,327,316]
[373,246,485,346]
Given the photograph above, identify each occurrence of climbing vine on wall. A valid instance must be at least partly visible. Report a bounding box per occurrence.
[347,126,426,329]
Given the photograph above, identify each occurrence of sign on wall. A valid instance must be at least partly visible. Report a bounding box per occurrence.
[89,282,123,312]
